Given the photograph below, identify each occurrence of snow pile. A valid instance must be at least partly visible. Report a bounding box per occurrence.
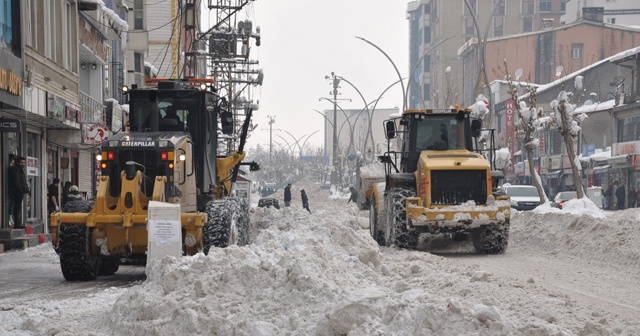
[512,208,640,268]
[100,182,636,335]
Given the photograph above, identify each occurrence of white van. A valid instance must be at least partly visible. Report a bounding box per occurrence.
[503,185,541,211]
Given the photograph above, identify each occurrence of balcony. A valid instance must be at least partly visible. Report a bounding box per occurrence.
[79,91,104,123]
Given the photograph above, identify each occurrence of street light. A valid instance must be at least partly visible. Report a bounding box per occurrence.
[355,36,406,111]
[267,115,275,162]
[323,72,348,187]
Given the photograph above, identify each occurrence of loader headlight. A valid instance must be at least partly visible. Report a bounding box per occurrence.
[96,154,103,161]
[179,154,186,161]
[159,140,169,147]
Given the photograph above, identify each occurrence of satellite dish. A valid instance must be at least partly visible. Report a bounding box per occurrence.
[555,65,564,77]
[515,68,523,81]
[610,76,625,86]
[584,99,593,106]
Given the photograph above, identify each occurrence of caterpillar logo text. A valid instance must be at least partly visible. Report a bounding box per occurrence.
[121,141,155,147]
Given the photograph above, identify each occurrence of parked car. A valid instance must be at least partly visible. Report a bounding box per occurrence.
[504,185,541,211]
[551,191,578,209]
[258,198,280,209]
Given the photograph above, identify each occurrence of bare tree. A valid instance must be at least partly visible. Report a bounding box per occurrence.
[503,60,547,203]
[548,79,588,199]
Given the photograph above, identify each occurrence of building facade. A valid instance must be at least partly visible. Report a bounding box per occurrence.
[407,0,569,110]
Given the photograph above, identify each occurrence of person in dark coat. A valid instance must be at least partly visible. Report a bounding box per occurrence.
[61,181,72,208]
[63,185,86,212]
[348,187,358,203]
[300,189,311,213]
[8,156,30,229]
[47,178,61,216]
[284,183,292,207]
[628,186,637,208]
[616,183,626,210]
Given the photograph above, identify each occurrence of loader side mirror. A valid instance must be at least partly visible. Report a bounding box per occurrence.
[220,110,233,135]
[385,120,396,139]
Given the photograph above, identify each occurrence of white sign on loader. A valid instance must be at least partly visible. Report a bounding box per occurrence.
[147,201,182,273]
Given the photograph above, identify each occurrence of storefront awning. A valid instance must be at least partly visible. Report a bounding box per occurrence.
[593,165,611,171]
[543,170,562,177]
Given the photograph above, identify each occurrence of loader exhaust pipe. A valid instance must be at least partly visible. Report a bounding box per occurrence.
[125,161,137,180]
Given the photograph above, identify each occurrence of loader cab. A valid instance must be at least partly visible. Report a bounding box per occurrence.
[385,109,474,173]
[113,79,223,208]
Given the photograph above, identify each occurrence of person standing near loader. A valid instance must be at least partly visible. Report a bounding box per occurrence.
[8,156,30,229]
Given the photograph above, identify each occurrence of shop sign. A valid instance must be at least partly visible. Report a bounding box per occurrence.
[26,156,39,176]
[608,155,629,169]
[66,106,79,123]
[0,118,20,132]
[612,140,640,156]
[582,144,595,157]
[539,133,545,155]
[515,162,525,175]
[80,18,109,62]
[83,123,110,145]
[634,155,640,170]
[47,93,66,120]
[550,156,562,169]
[0,69,22,96]
[505,99,515,173]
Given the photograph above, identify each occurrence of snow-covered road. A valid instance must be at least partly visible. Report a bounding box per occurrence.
[0,180,638,335]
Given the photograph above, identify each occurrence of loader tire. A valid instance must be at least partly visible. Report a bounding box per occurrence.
[98,256,120,276]
[62,199,93,213]
[203,198,250,254]
[472,222,510,255]
[59,224,100,281]
[385,188,419,249]
[369,197,385,246]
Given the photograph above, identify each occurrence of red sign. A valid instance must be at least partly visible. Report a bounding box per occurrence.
[83,123,110,145]
[505,99,515,173]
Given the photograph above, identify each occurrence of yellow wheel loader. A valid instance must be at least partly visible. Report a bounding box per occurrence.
[50,78,259,281]
[369,107,511,254]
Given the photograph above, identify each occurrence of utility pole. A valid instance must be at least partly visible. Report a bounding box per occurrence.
[326,72,341,187]
[267,115,275,162]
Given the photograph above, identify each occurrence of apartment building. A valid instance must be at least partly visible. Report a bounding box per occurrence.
[407,0,568,109]
[0,0,127,232]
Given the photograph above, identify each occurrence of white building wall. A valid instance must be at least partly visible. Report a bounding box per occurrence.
[565,0,640,27]
[147,0,178,79]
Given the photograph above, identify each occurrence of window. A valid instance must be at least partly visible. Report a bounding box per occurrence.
[134,52,142,72]
[523,16,533,32]
[0,0,12,46]
[423,55,431,72]
[561,0,567,12]
[522,0,534,15]
[539,1,551,13]
[44,0,56,61]
[25,0,37,47]
[422,83,431,101]
[465,17,475,38]
[607,18,616,24]
[494,16,504,37]
[493,0,505,15]
[463,0,476,16]
[423,3,431,14]
[134,0,144,30]
[423,26,431,44]
[62,1,72,70]
[571,43,583,59]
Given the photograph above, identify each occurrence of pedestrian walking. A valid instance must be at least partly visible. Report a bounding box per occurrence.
[8,156,30,229]
[348,187,358,203]
[47,178,61,216]
[284,183,292,207]
[616,183,626,210]
[300,189,311,213]
[63,185,85,212]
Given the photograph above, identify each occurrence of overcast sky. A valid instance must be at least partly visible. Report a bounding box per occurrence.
[245,0,411,152]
